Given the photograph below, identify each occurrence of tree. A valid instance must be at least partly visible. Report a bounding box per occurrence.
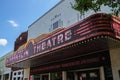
[71,0,120,16]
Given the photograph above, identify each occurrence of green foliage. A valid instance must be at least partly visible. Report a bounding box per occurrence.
[71,0,120,16]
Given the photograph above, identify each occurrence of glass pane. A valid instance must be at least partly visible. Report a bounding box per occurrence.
[18,72,21,75]
[53,21,58,30]
[14,72,16,75]
[51,72,62,80]
[67,72,74,80]
[90,72,98,77]
[14,78,16,80]
[81,73,87,78]
[80,73,87,80]
[18,77,20,80]
[34,74,40,80]
[42,74,49,80]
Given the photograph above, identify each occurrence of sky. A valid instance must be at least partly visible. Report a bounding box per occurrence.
[0,0,61,57]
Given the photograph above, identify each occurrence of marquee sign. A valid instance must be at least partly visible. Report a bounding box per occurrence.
[30,52,110,74]
[6,13,120,67]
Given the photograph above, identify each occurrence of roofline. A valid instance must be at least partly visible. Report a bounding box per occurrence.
[28,0,64,28]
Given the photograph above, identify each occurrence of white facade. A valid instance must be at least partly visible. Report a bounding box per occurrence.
[28,0,112,40]
[28,0,82,40]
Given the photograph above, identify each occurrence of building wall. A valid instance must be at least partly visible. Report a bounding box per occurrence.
[28,0,81,40]
[0,51,13,80]
[110,47,120,80]
[24,68,30,80]
[27,0,112,40]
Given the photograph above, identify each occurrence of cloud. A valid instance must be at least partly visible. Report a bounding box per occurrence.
[0,39,8,46]
[8,20,19,27]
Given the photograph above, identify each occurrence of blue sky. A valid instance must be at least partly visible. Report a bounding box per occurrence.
[0,0,61,57]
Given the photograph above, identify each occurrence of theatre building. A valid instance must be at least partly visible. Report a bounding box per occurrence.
[6,0,120,80]
[6,13,120,80]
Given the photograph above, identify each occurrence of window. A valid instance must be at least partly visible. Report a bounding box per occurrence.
[34,74,40,80]
[67,72,74,80]
[14,78,16,80]
[42,74,49,80]
[14,72,16,76]
[18,72,21,75]
[53,21,58,30]
[52,19,63,30]
[18,77,20,80]
[77,69,100,80]
[51,72,62,80]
